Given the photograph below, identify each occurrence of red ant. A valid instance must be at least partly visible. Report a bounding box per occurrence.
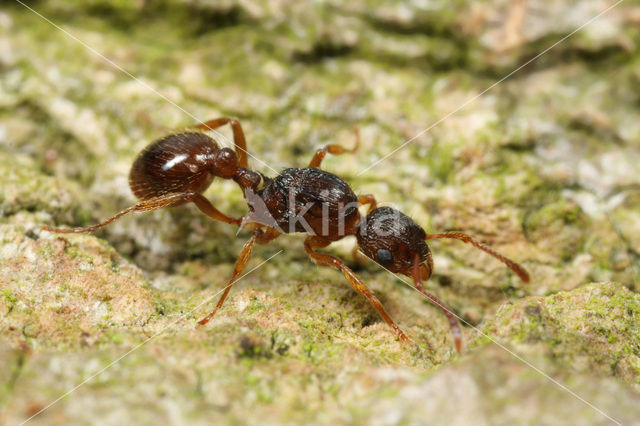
[43,117,530,353]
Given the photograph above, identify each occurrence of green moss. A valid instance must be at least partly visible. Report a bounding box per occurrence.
[1,290,18,308]
[106,332,124,344]
[37,244,54,259]
[523,199,589,261]
[246,296,266,315]
[485,283,640,390]
[149,294,183,318]
[64,245,88,261]
[426,141,457,183]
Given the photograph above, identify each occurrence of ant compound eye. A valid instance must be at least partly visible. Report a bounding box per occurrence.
[376,248,394,267]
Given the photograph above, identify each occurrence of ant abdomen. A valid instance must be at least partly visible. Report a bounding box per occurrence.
[129,132,219,203]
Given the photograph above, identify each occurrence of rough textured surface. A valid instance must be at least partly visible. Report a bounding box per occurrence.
[1,0,640,424]
[484,282,640,391]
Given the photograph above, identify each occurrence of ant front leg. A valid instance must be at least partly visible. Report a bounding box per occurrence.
[198,229,260,326]
[308,126,360,168]
[194,117,249,168]
[304,236,409,342]
[43,192,240,234]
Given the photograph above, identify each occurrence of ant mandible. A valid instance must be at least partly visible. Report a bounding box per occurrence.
[43,117,530,353]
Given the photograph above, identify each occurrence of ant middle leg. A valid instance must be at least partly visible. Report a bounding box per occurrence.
[304,236,409,342]
[194,117,249,168]
[358,194,377,215]
[308,126,360,168]
[42,192,241,234]
[198,229,259,326]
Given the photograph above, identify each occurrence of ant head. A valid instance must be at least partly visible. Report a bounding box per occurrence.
[357,206,433,280]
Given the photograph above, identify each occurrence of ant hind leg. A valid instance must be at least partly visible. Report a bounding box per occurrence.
[197,229,259,326]
[194,117,249,168]
[42,192,241,234]
[308,126,360,168]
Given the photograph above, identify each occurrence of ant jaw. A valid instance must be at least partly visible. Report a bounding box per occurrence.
[394,246,433,280]
[419,262,431,281]
[419,249,433,280]
[393,253,431,280]
[410,253,432,282]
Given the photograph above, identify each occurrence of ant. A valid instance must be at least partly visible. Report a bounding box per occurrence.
[43,117,530,353]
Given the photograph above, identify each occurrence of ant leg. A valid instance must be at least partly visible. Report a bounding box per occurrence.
[358,194,377,215]
[42,192,241,234]
[308,126,360,168]
[426,232,530,283]
[412,255,462,353]
[255,226,281,245]
[304,236,409,342]
[198,230,259,326]
[194,117,249,168]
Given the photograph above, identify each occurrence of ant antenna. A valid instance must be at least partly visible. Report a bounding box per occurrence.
[425,232,530,283]
[412,255,463,353]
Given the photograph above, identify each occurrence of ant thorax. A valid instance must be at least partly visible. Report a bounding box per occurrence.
[245,167,360,239]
